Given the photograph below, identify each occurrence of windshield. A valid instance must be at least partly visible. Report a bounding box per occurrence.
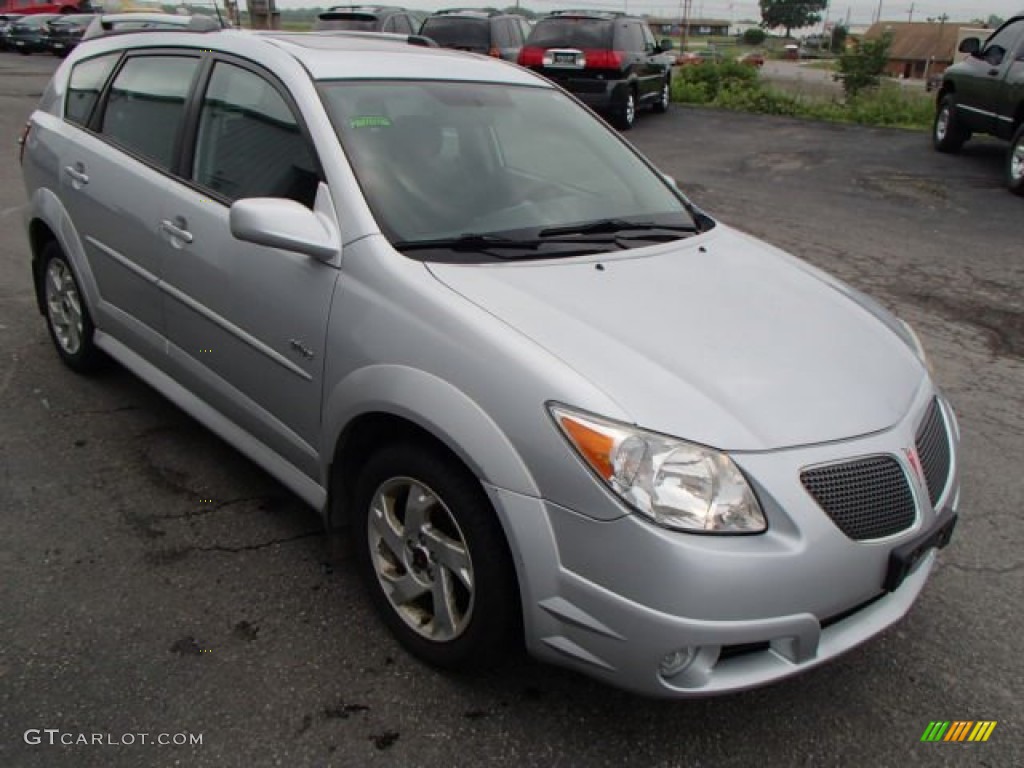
[420,17,490,48]
[319,81,698,260]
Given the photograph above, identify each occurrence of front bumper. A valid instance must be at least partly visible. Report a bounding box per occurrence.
[489,389,960,697]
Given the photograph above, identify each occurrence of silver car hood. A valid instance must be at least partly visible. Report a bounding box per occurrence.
[427,225,925,451]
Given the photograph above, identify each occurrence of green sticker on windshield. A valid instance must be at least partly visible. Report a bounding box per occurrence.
[350,116,392,129]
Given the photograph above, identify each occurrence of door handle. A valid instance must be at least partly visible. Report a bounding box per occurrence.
[988,68,1000,76]
[63,164,89,185]
[160,217,193,244]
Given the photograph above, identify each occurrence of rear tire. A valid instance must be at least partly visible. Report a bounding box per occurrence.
[352,441,520,670]
[613,89,637,130]
[40,242,105,373]
[653,77,670,114]
[933,95,968,153]
[1008,124,1024,197]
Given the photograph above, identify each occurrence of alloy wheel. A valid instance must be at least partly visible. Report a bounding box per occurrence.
[44,258,83,355]
[367,477,475,642]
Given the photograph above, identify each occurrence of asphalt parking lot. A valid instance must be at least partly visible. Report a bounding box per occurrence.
[1,52,1022,767]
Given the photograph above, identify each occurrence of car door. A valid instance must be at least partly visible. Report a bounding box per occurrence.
[158,58,338,478]
[639,23,665,98]
[61,51,201,357]
[994,21,1024,140]
[958,19,1024,134]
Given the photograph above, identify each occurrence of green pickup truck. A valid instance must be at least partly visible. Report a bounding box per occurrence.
[932,14,1024,196]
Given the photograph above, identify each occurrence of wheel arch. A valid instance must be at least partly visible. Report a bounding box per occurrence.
[322,365,540,531]
[28,218,59,314]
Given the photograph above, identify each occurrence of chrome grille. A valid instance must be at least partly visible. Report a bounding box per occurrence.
[915,399,951,507]
[801,456,916,541]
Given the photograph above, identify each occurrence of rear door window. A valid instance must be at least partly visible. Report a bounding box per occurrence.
[65,53,119,127]
[98,55,200,171]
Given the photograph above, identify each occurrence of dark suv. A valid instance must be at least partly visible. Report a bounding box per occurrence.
[518,11,673,130]
[419,9,530,61]
[932,13,1024,195]
[314,5,421,35]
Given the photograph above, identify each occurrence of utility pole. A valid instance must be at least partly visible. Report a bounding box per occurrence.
[907,2,915,23]
[874,0,883,24]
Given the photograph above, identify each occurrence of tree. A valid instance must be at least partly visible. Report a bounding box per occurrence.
[835,32,892,98]
[743,27,767,45]
[830,24,848,52]
[758,0,827,38]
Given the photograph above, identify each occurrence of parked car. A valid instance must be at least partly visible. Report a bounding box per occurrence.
[677,49,723,66]
[0,13,25,51]
[739,50,765,67]
[22,26,960,699]
[314,5,420,35]
[518,10,674,130]
[80,13,224,41]
[43,13,94,57]
[6,13,59,54]
[932,13,1024,195]
[419,8,530,61]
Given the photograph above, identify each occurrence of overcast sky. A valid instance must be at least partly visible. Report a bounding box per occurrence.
[264,1,1020,26]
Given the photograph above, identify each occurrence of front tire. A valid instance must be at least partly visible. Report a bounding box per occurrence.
[1007,124,1024,196]
[40,242,104,373]
[352,442,520,670]
[933,95,968,153]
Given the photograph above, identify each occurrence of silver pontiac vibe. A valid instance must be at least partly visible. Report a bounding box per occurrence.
[21,28,961,697]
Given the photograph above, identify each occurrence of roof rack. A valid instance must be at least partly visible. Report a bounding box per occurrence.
[546,9,626,18]
[324,5,402,12]
[304,30,439,47]
[433,7,497,15]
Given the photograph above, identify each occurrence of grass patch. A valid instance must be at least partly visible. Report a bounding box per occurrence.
[671,63,934,130]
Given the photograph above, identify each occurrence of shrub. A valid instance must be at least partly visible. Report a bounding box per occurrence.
[669,62,933,131]
[836,32,892,98]
[743,28,767,45]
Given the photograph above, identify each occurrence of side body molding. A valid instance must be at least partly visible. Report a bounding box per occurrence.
[321,364,540,499]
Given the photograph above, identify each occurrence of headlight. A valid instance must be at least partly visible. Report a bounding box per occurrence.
[549,405,766,534]
[898,318,932,374]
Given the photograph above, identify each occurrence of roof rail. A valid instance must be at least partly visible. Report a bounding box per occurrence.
[433,7,497,15]
[546,9,627,18]
[304,29,439,47]
[324,5,400,11]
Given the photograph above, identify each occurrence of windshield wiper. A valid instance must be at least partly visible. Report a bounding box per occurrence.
[539,219,700,238]
[393,233,546,253]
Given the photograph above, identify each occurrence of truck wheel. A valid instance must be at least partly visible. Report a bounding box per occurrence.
[1008,124,1024,197]
[933,95,968,153]
[352,441,520,670]
[613,89,636,130]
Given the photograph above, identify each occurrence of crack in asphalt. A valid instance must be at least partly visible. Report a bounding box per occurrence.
[189,530,323,555]
[153,495,279,521]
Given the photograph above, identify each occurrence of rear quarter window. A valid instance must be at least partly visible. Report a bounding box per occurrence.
[65,53,119,127]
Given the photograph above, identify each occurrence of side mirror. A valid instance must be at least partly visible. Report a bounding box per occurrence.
[958,37,980,55]
[230,184,340,262]
[659,38,674,52]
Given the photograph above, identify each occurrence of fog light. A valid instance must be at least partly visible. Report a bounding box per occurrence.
[659,647,698,678]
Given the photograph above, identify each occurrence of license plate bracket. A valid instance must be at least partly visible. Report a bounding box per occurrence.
[884,510,957,592]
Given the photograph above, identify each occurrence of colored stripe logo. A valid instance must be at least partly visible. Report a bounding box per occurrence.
[920,721,997,742]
